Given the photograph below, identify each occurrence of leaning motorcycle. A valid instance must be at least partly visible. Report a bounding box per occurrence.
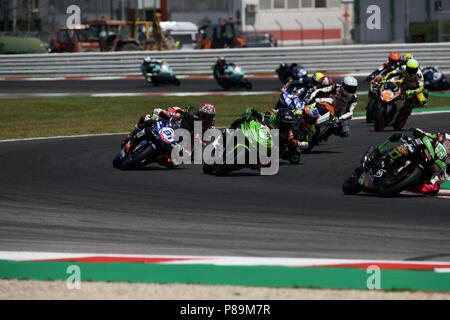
[366,75,383,123]
[373,80,416,132]
[112,120,180,170]
[342,134,447,197]
[145,62,181,87]
[423,66,449,91]
[203,119,274,176]
[302,101,337,152]
[215,64,252,90]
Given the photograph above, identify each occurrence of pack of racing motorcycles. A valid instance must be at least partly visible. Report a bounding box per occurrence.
[113,53,450,198]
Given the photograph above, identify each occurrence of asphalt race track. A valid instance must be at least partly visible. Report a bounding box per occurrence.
[0,76,367,95]
[0,113,449,260]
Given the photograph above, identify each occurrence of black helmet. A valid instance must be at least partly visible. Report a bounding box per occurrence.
[277,108,295,133]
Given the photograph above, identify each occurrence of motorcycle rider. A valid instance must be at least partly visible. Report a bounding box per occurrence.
[366,52,402,82]
[121,103,216,148]
[230,106,318,164]
[293,104,320,152]
[140,57,163,78]
[305,75,335,103]
[361,129,450,196]
[318,76,359,138]
[383,59,427,109]
[213,57,231,85]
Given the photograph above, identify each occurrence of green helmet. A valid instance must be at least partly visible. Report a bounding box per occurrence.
[406,59,419,78]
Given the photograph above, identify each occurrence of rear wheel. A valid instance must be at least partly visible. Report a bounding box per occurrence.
[378,166,423,197]
[374,103,387,132]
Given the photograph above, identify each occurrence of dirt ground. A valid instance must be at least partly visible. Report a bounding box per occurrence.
[1,279,449,300]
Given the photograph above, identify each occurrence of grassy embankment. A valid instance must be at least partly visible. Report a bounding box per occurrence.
[1,94,449,140]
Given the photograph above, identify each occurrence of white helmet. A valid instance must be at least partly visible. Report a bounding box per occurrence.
[342,76,358,96]
[144,57,151,63]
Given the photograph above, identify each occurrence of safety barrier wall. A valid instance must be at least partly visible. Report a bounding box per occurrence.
[0,43,449,77]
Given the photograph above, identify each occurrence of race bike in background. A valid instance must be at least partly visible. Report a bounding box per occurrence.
[113,120,180,170]
[365,75,383,123]
[276,64,308,84]
[215,63,252,90]
[145,62,181,87]
[342,133,445,197]
[203,119,274,176]
[423,66,449,91]
[373,79,418,132]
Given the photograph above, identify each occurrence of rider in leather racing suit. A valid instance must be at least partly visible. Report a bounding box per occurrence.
[366,52,402,82]
[317,76,359,138]
[383,59,427,109]
[362,128,450,196]
[121,104,216,148]
[140,57,163,78]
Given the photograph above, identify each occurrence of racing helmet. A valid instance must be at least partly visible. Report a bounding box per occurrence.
[199,103,216,127]
[144,57,151,64]
[276,108,295,133]
[406,59,419,78]
[342,76,358,95]
[403,53,414,63]
[319,76,333,88]
[312,72,325,87]
[298,66,308,79]
[217,56,226,66]
[389,52,401,65]
[301,104,319,126]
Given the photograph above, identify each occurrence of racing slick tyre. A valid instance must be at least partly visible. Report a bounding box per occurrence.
[378,166,423,197]
[342,177,363,195]
[374,103,388,132]
[117,145,155,170]
[173,77,181,86]
[366,97,376,123]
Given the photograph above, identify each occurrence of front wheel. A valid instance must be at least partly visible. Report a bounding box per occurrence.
[342,176,363,195]
[366,96,376,123]
[173,77,181,86]
[374,103,387,132]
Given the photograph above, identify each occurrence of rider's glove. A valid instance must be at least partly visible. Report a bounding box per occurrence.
[406,90,416,97]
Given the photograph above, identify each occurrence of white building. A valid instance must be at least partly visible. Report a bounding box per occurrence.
[169,0,355,46]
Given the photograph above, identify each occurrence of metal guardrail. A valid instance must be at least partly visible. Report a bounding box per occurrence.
[0,43,449,77]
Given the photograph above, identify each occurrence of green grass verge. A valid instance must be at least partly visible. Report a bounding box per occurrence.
[1,94,450,140]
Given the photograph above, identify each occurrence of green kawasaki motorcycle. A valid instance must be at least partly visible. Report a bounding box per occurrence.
[203,119,275,176]
[343,133,448,197]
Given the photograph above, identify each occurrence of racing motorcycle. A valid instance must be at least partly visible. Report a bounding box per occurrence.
[302,101,337,152]
[366,75,383,123]
[276,64,308,84]
[275,88,307,111]
[145,62,181,87]
[373,80,416,132]
[423,66,449,91]
[215,63,252,90]
[112,120,180,170]
[203,119,274,176]
[342,132,447,197]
